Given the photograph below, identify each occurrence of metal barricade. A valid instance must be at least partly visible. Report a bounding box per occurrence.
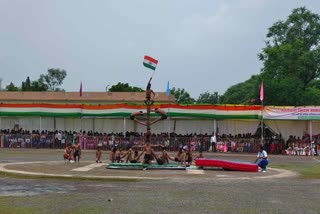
[0,133,285,154]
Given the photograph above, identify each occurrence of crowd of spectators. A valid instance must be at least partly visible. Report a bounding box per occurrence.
[285,135,319,156]
[1,128,318,155]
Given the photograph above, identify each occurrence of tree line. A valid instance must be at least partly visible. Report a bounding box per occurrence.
[2,7,320,106]
[5,68,66,92]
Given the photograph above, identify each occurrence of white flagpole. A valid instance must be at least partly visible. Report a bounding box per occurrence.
[80,81,83,149]
[168,103,170,151]
[309,120,312,144]
[260,81,264,145]
[261,101,264,144]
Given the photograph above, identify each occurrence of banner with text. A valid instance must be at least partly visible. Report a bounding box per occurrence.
[264,106,320,120]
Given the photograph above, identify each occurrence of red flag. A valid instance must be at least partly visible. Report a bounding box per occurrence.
[260,81,264,101]
[80,81,82,97]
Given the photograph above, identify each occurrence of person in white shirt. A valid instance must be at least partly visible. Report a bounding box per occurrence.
[55,131,62,149]
[210,134,216,152]
[255,145,269,172]
[310,140,316,156]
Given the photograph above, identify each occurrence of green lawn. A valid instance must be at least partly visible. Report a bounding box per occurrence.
[271,163,320,179]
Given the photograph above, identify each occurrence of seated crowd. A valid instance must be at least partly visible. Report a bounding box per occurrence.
[285,135,319,156]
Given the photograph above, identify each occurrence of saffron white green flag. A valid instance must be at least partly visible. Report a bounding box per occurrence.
[143,55,158,70]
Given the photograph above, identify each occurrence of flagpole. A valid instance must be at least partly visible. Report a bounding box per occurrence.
[166,81,171,151]
[151,70,156,79]
[260,81,264,145]
[168,102,170,151]
[261,101,264,145]
[80,81,83,149]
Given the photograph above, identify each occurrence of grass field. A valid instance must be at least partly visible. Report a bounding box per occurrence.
[0,150,319,214]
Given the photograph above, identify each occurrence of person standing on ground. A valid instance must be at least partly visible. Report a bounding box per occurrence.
[210,133,216,152]
[55,130,62,149]
[310,139,316,156]
[96,146,102,163]
[73,141,81,162]
[255,145,269,172]
[110,147,117,163]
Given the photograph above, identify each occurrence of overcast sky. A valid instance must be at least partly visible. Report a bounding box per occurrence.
[1,0,319,98]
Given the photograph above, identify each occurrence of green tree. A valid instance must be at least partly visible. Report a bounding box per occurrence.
[109,82,144,92]
[21,76,48,91]
[21,77,31,91]
[258,7,320,105]
[40,68,67,91]
[196,91,220,104]
[220,75,261,104]
[6,82,19,91]
[170,87,195,104]
[30,78,48,91]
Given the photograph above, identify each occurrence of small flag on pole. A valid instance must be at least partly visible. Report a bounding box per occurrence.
[143,55,158,70]
[80,81,82,97]
[260,81,264,101]
[166,81,170,96]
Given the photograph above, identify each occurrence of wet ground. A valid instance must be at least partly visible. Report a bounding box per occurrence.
[0,149,319,214]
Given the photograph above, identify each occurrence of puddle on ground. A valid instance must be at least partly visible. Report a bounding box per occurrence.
[0,183,76,196]
[216,174,233,178]
[0,160,12,163]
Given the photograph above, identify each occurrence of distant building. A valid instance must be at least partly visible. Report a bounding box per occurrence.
[0,91,175,104]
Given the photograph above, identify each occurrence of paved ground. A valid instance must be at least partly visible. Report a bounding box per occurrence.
[0,149,319,214]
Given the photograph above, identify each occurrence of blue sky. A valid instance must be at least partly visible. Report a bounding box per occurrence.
[1,0,319,98]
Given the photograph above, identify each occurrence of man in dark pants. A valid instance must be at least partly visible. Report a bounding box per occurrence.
[210,134,216,152]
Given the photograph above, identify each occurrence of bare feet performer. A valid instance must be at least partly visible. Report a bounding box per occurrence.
[130,77,167,165]
[145,77,156,104]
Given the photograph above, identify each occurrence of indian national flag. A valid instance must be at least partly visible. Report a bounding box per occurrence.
[143,55,158,70]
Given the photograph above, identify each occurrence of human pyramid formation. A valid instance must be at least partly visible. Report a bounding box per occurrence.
[63,77,203,166]
[121,77,197,166]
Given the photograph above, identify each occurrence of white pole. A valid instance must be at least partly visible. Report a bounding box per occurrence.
[81,103,83,131]
[168,105,170,135]
[40,116,42,132]
[261,103,264,144]
[123,117,126,135]
[80,104,83,149]
[93,118,95,133]
[309,120,312,144]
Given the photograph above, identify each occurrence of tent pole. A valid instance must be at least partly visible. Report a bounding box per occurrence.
[123,117,126,136]
[309,120,312,144]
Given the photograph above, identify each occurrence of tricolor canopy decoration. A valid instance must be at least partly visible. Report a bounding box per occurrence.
[1,103,320,120]
[0,103,261,119]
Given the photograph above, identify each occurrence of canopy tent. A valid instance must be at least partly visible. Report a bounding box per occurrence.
[254,121,279,138]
